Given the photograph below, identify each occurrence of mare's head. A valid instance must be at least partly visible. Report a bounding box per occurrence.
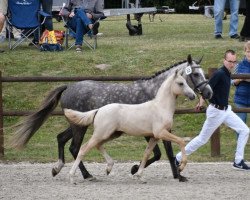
[170,69,196,100]
[182,55,213,99]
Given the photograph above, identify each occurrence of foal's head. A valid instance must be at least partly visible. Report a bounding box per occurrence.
[172,70,196,100]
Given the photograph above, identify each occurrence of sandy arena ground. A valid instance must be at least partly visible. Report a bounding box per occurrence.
[0,161,250,200]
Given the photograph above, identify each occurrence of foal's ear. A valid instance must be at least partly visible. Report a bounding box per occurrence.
[187,54,192,64]
[175,69,184,77]
[174,69,178,77]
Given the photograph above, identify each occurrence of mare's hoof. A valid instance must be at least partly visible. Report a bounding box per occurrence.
[52,168,59,177]
[131,164,139,175]
[173,174,178,179]
[178,175,188,182]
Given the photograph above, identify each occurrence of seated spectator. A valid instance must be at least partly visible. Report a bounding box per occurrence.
[0,0,22,50]
[60,0,104,52]
[0,0,7,52]
[0,21,22,42]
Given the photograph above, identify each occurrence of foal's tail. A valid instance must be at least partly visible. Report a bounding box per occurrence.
[64,109,98,126]
[8,85,68,150]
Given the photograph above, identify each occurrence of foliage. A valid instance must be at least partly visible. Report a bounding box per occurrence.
[0,14,249,163]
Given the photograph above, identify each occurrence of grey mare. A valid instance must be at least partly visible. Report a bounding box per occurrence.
[10,55,213,181]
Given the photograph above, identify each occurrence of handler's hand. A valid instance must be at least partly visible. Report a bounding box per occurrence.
[195,97,205,112]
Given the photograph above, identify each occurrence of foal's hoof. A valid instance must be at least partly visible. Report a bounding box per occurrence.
[86,175,97,182]
[106,170,110,175]
[69,176,76,185]
[131,164,139,175]
[132,174,147,184]
[176,167,188,182]
[52,168,59,177]
[178,174,188,182]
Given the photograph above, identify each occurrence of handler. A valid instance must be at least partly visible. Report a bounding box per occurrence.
[175,49,250,170]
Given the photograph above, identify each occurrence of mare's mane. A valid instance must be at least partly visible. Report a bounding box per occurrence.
[140,59,191,81]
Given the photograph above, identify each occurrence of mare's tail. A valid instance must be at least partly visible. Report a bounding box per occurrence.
[64,109,98,126]
[8,85,68,150]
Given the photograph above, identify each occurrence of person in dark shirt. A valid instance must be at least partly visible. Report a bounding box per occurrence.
[175,49,250,170]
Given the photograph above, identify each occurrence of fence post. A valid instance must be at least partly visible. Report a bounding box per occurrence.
[0,71,3,157]
[208,68,220,157]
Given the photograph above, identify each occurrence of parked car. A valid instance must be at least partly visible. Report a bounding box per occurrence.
[157,6,175,14]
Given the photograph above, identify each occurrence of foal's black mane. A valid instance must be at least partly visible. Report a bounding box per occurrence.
[140,59,188,81]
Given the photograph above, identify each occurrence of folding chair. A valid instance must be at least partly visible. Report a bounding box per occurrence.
[6,0,51,50]
[62,15,100,51]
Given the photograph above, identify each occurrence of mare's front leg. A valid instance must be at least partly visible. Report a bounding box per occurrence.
[162,140,178,179]
[156,129,188,182]
[69,124,95,180]
[134,138,159,182]
[131,136,161,175]
[52,127,73,177]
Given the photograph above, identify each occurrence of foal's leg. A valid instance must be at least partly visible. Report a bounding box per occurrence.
[156,130,187,172]
[69,124,94,180]
[131,136,161,175]
[96,145,114,175]
[69,138,99,184]
[135,138,159,181]
[52,127,73,177]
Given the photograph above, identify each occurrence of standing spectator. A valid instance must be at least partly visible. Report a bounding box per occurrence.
[239,0,250,41]
[31,0,53,45]
[175,50,250,170]
[214,0,240,39]
[232,41,250,133]
[60,0,104,52]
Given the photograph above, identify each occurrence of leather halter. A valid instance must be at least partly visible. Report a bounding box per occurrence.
[188,65,209,94]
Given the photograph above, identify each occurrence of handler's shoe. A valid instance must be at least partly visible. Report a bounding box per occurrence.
[175,157,180,167]
[233,160,250,170]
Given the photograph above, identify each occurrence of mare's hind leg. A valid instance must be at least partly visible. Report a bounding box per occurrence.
[131,136,161,175]
[69,124,94,180]
[96,145,114,175]
[52,127,73,177]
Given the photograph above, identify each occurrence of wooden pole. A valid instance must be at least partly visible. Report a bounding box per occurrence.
[208,68,220,157]
[0,71,4,157]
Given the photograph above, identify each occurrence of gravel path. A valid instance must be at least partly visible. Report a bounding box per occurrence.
[0,161,250,200]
